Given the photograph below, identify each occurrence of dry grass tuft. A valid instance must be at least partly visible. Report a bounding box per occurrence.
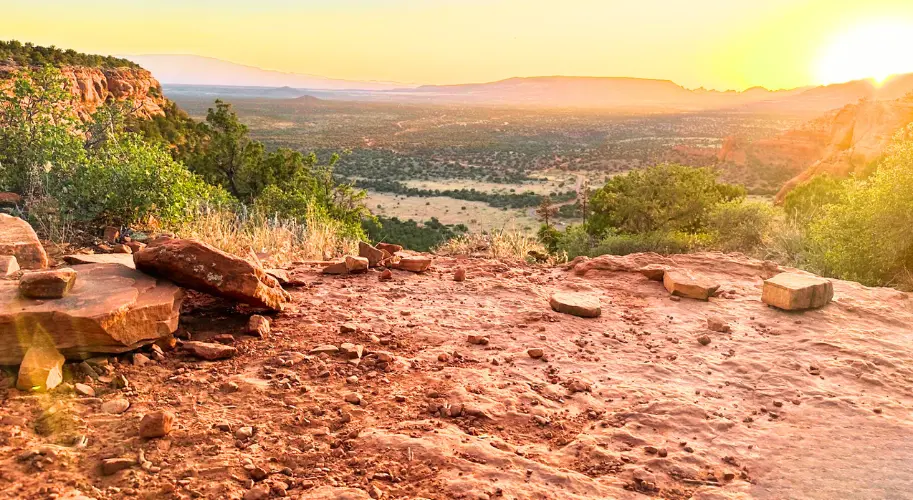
[171,206,357,267]
[436,229,549,262]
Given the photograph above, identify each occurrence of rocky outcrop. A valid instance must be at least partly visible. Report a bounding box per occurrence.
[133,239,289,311]
[0,263,183,364]
[0,64,167,120]
[775,96,913,201]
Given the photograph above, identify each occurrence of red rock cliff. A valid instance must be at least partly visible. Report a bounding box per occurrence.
[0,64,166,120]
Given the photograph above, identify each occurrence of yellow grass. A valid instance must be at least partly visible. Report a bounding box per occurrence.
[171,206,357,267]
[436,229,548,262]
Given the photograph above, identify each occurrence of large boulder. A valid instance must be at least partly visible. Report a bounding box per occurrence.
[133,239,289,311]
[0,214,48,269]
[0,263,183,364]
[762,272,834,311]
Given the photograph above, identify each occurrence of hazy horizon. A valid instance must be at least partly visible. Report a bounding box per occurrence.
[4,0,913,92]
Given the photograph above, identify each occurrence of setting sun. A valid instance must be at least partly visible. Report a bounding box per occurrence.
[816,20,913,84]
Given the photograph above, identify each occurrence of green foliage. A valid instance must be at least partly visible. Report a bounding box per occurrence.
[536,224,562,253]
[805,128,913,287]
[128,99,205,160]
[0,66,84,197]
[588,164,745,236]
[0,40,139,68]
[0,67,231,230]
[557,224,699,259]
[781,174,846,225]
[362,216,468,252]
[706,201,777,253]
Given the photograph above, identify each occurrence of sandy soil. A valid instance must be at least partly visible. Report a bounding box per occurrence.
[2,252,913,500]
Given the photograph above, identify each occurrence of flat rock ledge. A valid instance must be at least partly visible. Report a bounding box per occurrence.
[0,263,183,364]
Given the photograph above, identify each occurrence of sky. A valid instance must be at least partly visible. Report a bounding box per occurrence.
[4,0,913,90]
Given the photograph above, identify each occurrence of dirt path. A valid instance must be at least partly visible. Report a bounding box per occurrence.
[2,252,912,499]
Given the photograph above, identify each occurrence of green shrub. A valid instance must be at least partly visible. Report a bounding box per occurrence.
[805,127,913,287]
[706,200,777,254]
[588,164,744,236]
[556,224,701,259]
[782,175,847,225]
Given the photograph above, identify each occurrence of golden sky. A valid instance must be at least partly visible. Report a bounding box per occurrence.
[4,0,913,90]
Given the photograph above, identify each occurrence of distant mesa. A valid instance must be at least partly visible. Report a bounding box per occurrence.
[124,54,408,91]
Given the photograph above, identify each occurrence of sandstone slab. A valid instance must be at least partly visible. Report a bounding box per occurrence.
[375,243,403,255]
[762,272,834,311]
[0,214,48,269]
[134,239,289,311]
[549,292,601,318]
[0,263,183,364]
[638,264,668,281]
[16,344,64,391]
[64,253,136,268]
[19,268,77,299]
[662,271,719,301]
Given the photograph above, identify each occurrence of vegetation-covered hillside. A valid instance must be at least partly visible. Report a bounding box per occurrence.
[0,40,140,68]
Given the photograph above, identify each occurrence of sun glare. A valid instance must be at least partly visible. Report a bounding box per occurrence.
[816,21,913,85]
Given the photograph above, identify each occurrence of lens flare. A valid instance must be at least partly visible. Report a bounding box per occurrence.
[816,20,913,85]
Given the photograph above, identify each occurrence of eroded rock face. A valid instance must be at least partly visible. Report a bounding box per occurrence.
[0,214,48,270]
[133,239,289,311]
[0,263,183,364]
[762,272,834,310]
[19,268,77,299]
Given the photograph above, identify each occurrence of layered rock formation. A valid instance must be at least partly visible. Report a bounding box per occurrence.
[0,64,167,120]
[0,263,183,364]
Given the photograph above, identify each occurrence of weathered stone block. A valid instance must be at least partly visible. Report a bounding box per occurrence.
[663,271,719,301]
[762,272,833,311]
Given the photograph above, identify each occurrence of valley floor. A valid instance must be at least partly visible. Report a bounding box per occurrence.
[2,252,913,499]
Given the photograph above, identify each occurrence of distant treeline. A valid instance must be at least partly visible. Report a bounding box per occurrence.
[0,40,141,69]
[363,216,468,252]
[355,178,576,209]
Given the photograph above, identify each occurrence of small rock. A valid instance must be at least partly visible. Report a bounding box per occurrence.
[468,334,490,345]
[19,268,77,299]
[340,323,357,334]
[373,351,394,363]
[453,268,466,282]
[16,344,65,391]
[663,271,719,301]
[527,348,545,359]
[359,241,386,267]
[394,256,433,273]
[697,335,711,346]
[139,411,174,439]
[74,383,95,397]
[340,343,364,359]
[112,244,132,254]
[101,398,131,414]
[244,485,271,500]
[379,269,393,281]
[235,426,255,439]
[549,292,601,318]
[182,341,237,360]
[346,375,359,384]
[0,255,20,277]
[133,353,151,366]
[344,393,362,405]
[248,315,271,338]
[437,353,450,362]
[101,458,135,476]
[213,334,235,344]
[707,316,731,333]
[309,345,339,355]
